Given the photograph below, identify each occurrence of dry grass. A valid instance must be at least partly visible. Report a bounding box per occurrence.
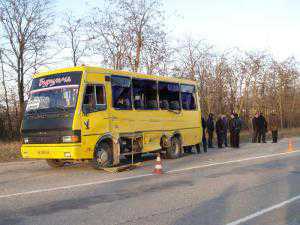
[278,127,300,138]
[0,141,22,162]
[240,127,300,142]
[0,127,299,162]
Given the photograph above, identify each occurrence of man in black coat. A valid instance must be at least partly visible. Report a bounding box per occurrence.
[216,115,225,148]
[252,112,259,143]
[222,115,228,147]
[229,113,235,147]
[233,113,242,148]
[201,116,207,153]
[206,113,215,148]
[257,113,267,143]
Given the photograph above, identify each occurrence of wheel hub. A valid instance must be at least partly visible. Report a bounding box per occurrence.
[97,150,108,164]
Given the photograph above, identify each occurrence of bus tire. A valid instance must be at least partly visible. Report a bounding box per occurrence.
[46,159,65,168]
[92,142,113,169]
[166,137,181,159]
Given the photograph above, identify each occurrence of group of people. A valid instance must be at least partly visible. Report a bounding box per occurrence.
[252,112,280,144]
[200,112,242,153]
[198,111,280,153]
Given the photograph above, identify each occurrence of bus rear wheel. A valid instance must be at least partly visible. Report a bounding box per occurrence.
[46,159,66,168]
[92,142,113,169]
[166,137,182,159]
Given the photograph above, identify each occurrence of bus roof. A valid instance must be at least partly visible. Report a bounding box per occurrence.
[33,66,197,85]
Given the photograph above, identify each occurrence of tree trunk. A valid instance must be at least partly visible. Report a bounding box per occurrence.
[0,52,13,139]
[134,32,142,72]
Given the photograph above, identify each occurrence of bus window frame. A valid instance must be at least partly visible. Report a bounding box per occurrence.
[132,77,159,111]
[82,84,107,115]
[180,84,197,111]
[158,81,182,111]
[111,75,133,110]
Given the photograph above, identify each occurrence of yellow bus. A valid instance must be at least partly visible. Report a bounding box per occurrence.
[21,66,202,169]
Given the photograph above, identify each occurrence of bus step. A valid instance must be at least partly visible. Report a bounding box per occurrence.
[102,162,143,173]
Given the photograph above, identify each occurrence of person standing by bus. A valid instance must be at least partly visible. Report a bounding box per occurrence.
[252,112,259,143]
[201,116,207,153]
[269,112,280,143]
[206,113,215,148]
[229,113,235,147]
[257,113,267,143]
[216,115,225,148]
[233,113,242,148]
[222,115,228,147]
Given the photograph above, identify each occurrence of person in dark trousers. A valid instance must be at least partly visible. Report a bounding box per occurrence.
[229,113,235,147]
[232,113,242,148]
[257,113,267,143]
[252,112,259,143]
[216,115,225,148]
[201,116,207,153]
[269,112,280,143]
[206,113,215,148]
[222,115,228,147]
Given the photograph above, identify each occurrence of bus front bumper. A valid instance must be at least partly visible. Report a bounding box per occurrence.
[21,144,91,159]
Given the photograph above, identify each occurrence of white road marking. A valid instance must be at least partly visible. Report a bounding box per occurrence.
[0,149,299,199]
[0,173,153,199]
[226,194,300,225]
[167,149,300,174]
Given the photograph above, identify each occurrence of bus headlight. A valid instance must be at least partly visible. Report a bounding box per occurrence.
[64,152,72,158]
[62,135,80,143]
[23,137,29,144]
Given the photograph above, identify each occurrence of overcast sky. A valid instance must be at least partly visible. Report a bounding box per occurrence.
[56,0,300,61]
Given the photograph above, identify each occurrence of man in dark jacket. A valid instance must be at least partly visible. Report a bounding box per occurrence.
[252,112,259,143]
[201,116,207,152]
[228,113,235,147]
[232,113,242,148]
[216,115,225,148]
[269,112,280,143]
[222,115,228,147]
[206,113,215,148]
[257,113,267,143]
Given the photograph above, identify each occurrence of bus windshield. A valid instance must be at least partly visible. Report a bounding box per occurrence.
[26,87,79,113]
[26,71,82,113]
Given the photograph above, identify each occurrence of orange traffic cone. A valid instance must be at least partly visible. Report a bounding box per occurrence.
[153,153,163,174]
[288,139,294,152]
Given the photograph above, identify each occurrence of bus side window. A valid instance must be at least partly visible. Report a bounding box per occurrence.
[95,85,107,111]
[133,79,158,110]
[83,85,106,113]
[158,82,180,110]
[111,76,132,110]
[83,85,94,107]
[181,84,197,110]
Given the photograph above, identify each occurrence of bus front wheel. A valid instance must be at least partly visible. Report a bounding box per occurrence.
[46,159,66,168]
[166,137,182,159]
[92,142,113,169]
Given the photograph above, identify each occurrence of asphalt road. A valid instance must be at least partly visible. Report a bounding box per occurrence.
[0,138,300,225]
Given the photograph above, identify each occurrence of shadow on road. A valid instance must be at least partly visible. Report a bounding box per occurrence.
[173,185,237,225]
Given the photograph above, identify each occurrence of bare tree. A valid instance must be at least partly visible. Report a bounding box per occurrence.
[87,0,167,72]
[0,0,54,120]
[0,48,12,139]
[142,29,170,74]
[60,13,88,66]
[120,0,165,72]
[87,5,129,70]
